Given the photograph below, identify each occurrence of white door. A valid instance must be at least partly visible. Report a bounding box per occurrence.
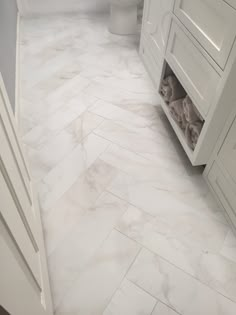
[0,74,53,315]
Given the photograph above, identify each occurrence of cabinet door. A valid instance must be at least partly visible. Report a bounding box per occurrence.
[207,162,236,228]
[166,21,221,117]
[174,0,236,69]
[142,0,174,67]
[218,117,236,185]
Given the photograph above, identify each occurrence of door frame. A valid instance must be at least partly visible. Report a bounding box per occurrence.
[0,73,54,314]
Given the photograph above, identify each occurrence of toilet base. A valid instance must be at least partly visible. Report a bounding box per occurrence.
[109,5,138,35]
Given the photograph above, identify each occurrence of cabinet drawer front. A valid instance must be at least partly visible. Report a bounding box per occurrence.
[207,162,236,228]
[224,0,236,10]
[166,21,221,117]
[218,117,236,184]
[174,0,236,69]
[143,0,174,66]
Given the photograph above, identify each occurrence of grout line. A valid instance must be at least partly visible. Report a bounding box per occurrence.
[44,148,116,241]
[106,189,158,218]
[22,81,97,140]
[39,131,112,212]
[54,227,117,313]
[150,300,159,315]
[115,226,236,305]
[92,128,194,179]
[99,240,143,315]
[100,159,227,226]
[128,278,183,315]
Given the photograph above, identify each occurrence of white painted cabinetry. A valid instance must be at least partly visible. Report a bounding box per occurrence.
[140,0,236,165]
[166,20,221,117]
[174,0,236,69]
[140,0,174,87]
[204,108,236,232]
[141,0,174,68]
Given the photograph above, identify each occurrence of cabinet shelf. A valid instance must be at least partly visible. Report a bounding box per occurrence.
[158,61,206,165]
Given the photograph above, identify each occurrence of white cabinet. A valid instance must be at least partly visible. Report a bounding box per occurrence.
[207,161,236,229]
[174,0,236,69]
[142,0,174,68]
[166,20,221,117]
[140,0,236,166]
[218,117,236,185]
[204,111,236,231]
[140,0,174,87]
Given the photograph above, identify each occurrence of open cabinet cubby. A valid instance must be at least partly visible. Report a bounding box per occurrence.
[158,61,205,164]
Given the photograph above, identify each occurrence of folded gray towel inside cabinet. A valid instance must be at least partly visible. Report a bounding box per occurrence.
[185,121,203,150]
[169,98,187,130]
[160,75,186,104]
[183,95,203,123]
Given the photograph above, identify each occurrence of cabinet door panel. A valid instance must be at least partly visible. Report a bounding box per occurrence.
[219,117,236,185]
[140,35,162,88]
[174,0,236,69]
[207,162,236,227]
[143,0,174,66]
[166,21,221,117]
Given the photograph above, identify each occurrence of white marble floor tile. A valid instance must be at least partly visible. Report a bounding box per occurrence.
[57,230,140,315]
[48,193,128,308]
[103,278,156,315]
[25,112,104,181]
[22,50,79,90]
[20,14,236,315]
[100,143,202,187]
[94,119,179,161]
[90,99,154,127]
[38,132,110,212]
[46,75,90,109]
[23,91,97,149]
[108,171,226,223]
[116,205,236,301]
[43,158,118,255]
[152,303,180,315]
[127,249,236,315]
[84,81,158,108]
[21,62,83,110]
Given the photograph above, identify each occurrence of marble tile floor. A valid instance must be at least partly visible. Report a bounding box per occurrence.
[20,14,236,315]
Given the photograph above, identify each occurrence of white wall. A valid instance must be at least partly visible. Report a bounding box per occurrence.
[0,0,18,111]
[19,0,110,15]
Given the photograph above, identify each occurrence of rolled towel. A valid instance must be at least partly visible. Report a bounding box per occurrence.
[185,121,203,150]
[160,75,186,104]
[183,95,203,123]
[169,98,187,130]
[160,80,172,103]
